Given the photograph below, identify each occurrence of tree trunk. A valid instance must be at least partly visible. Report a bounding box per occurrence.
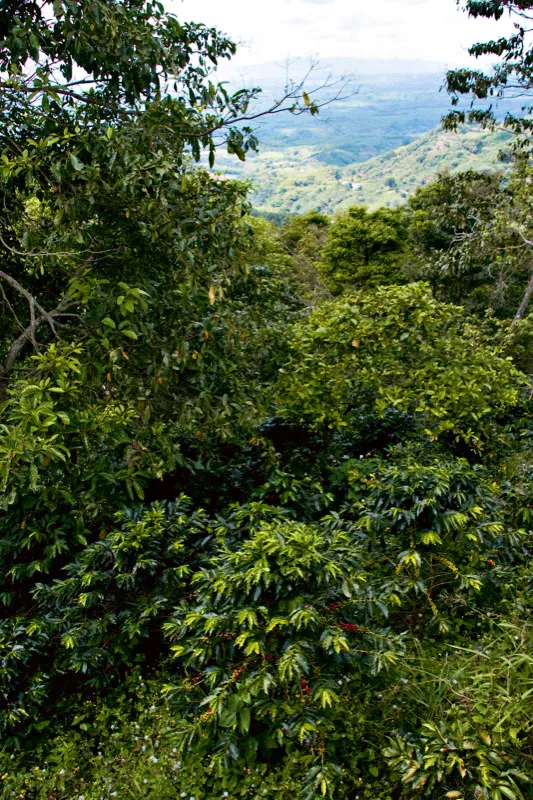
[511,266,533,329]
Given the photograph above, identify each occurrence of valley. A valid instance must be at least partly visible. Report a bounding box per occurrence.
[214,58,517,215]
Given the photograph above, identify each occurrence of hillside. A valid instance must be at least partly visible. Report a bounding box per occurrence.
[216,126,514,215]
[210,57,519,216]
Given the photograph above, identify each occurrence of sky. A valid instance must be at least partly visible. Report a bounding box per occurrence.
[172,0,514,70]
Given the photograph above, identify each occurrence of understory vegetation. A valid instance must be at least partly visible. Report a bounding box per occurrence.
[0,2,531,799]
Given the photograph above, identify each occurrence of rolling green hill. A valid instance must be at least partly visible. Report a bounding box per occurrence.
[215,126,514,215]
[210,58,520,217]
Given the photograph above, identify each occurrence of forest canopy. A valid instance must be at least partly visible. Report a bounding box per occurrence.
[0,2,531,800]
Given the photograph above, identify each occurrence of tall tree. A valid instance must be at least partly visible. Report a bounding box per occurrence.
[444,2,533,323]
[406,170,533,316]
[0,1,332,381]
[444,1,533,138]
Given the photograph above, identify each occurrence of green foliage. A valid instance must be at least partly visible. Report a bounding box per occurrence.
[279,212,331,304]
[407,167,533,320]
[1,453,531,797]
[0,4,532,800]
[0,675,309,798]
[445,1,533,141]
[385,620,533,800]
[318,206,410,293]
[281,213,330,252]
[407,171,505,309]
[0,499,213,737]
[280,283,524,444]
[503,316,533,373]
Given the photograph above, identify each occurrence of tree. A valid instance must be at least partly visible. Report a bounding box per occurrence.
[0,1,248,379]
[406,166,533,322]
[407,171,511,312]
[318,206,410,294]
[0,1,345,383]
[443,2,533,327]
[504,157,533,324]
[279,211,331,304]
[444,1,533,139]
[0,0,302,739]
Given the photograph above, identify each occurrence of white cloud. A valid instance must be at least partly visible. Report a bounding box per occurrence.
[170,0,515,68]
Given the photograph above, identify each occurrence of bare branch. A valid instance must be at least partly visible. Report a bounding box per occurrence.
[0,258,92,375]
[0,284,25,332]
[0,268,57,331]
[514,228,533,248]
[511,265,533,327]
[0,80,133,117]
[0,234,117,259]
[202,70,356,137]
[509,229,533,327]
[29,297,37,348]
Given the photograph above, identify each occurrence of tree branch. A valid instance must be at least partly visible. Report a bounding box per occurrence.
[0,268,57,332]
[511,265,533,328]
[0,259,92,375]
[510,229,533,328]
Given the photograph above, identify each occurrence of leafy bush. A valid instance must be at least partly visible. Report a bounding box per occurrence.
[280,283,524,445]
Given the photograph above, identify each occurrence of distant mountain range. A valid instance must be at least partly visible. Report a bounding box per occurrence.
[223,58,456,166]
[212,58,519,215]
